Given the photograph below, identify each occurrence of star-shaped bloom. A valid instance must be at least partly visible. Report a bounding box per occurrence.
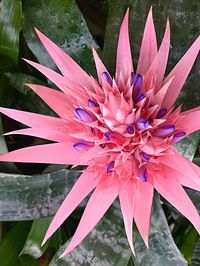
[1,8,200,256]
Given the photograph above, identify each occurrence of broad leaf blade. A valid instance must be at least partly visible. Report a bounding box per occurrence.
[49,202,132,266]
[0,169,80,221]
[0,221,31,266]
[0,0,22,63]
[0,116,20,173]
[21,217,52,259]
[49,194,186,266]
[192,238,200,266]
[133,193,187,266]
[174,131,200,161]
[22,0,98,75]
[6,72,55,116]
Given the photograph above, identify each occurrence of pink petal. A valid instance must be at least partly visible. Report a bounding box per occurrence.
[35,28,91,86]
[151,78,173,107]
[24,59,87,101]
[176,109,200,135]
[0,107,64,128]
[60,178,119,257]
[4,128,75,143]
[181,106,200,115]
[116,9,133,81]
[42,170,100,244]
[92,47,108,84]
[145,19,170,93]
[74,146,103,166]
[0,143,87,165]
[154,171,200,234]
[160,152,200,188]
[162,35,200,109]
[137,7,157,75]
[167,153,200,191]
[162,164,200,192]
[134,180,154,247]
[27,84,74,119]
[119,180,135,254]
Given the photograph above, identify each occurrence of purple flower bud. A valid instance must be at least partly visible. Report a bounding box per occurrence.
[73,142,91,151]
[88,99,99,107]
[104,132,110,140]
[132,73,143,97]
[134,92,145,103]
[156,108,167,119]
[75,108,94,123]
[106,161,115,173]
[127,125,134,134]
[140,151,150,162]
[154,125,175,137]
[102,71,112,86]
[138,167,148,182]
[136,118,149,130]
[172,131,186,142]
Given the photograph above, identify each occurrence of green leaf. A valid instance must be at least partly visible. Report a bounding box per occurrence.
[133,193,187,266]
[192,238,200,266]
[0,221,32,266]
[186,188,200,216]
[22,0,98,75]
[0,0,22,63]
[0,115,20,173]
[49,194,186,266]
[49,201,132,266]
[174,131,200,161]
[6,72,55,115]
[21,217,52,259]
[0,169,80,220]
[180,228,198,265]
[16,255,37,266]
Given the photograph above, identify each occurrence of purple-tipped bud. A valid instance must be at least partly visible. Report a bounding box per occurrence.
[136,118,149,130]
[102,71,112,86]
[75,108,94,123]
[140,151,150,162]
[127,125,134,134]
[156,108,167,119]
[134,92,145,103]
[106,161,115,173]
[88,99,99,107]
[138,167,148,182]
[73,142,91,151]
[132,73,143,97]
[104,132,110,140]
[172,131,186,142]
[154,125,175,137]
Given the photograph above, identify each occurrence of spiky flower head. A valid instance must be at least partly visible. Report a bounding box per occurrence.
[1,8,200,256]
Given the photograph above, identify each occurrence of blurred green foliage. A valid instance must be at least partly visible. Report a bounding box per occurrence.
[0,0,199,265]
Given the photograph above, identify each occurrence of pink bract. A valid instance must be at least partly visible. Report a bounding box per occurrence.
[1,8,200,256]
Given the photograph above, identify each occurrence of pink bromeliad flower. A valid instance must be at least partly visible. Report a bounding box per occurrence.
[1,8,200,256]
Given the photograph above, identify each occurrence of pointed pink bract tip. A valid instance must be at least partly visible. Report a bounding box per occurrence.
[143,236,149,249]
[124,8,130,20]
[24,83,33,88]
[34,27,42,36]
[41,238,46,247]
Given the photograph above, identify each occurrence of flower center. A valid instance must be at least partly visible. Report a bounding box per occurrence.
[73,72,185,182]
